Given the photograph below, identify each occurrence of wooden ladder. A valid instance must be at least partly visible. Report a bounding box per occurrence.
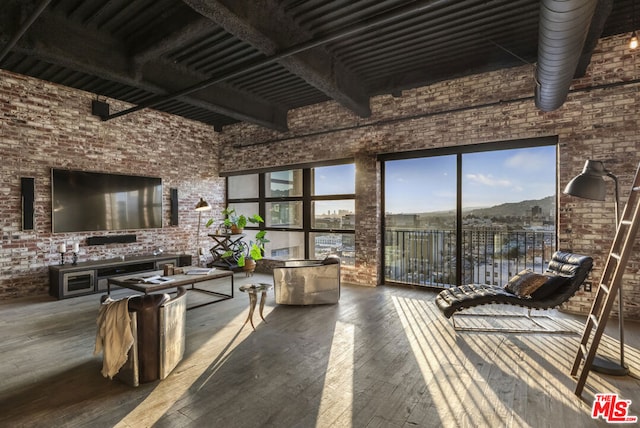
[572,162,640,397]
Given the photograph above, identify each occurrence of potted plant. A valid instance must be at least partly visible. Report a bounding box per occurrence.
[207,207,269,274]
[234,229,269,274]
[205,207,263,234]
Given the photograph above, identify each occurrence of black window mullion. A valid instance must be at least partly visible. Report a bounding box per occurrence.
[303,168,312,259]
[226,162,355,262]
[258,174,265,231]
[311,194,356,201]
[456,153,462,286]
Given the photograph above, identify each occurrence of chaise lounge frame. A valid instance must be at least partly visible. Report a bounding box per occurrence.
[435,251,593,333]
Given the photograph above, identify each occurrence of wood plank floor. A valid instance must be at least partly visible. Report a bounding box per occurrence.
[1,273,639,428]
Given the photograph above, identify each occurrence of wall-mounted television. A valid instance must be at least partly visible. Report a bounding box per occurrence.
[52,169,163,233]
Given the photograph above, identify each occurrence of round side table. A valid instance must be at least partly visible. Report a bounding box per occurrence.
[239,283,273,329]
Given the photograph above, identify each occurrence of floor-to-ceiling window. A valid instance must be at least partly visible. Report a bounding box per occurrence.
[224,161,355,265]
[382,138,557,288]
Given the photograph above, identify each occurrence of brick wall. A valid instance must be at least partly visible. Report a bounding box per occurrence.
[3,35,640,320]
[0,70,225,299]
[218,34,640,320]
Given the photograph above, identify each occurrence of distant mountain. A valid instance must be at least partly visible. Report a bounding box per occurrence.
[464,196,555,218]
[416,196,555,218]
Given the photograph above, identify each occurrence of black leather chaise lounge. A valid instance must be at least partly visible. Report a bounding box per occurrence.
[435,251,593,332]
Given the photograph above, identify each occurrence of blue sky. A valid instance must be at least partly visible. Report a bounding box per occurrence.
[385,146,557,213]
[314,164,355,195]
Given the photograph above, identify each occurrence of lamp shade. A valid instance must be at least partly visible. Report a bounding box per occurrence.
[563,160,607,201]
[195,197,212,211]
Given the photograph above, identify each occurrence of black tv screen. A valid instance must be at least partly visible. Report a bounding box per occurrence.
[52,169,163,233]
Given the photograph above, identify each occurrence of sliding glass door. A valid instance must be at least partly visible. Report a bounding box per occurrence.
[383,141,557,288]
[384,156,457,286]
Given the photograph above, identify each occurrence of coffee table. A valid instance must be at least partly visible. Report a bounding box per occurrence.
[107,269,234,310]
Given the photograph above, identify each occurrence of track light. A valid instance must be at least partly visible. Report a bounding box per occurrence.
[630,31,639,50]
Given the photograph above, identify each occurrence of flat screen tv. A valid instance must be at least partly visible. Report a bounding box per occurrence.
[52,169,163,233]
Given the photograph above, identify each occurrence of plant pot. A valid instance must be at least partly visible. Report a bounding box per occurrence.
[243,258,256,276]
[231,225,243,234]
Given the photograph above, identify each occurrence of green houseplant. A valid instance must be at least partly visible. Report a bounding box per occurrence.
[206,207,268,271]
[234,229,269,269]
[205,207,262,234]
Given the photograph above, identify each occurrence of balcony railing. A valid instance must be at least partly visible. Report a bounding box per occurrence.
[384,229,556,289]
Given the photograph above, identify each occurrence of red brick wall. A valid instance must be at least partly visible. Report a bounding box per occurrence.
[0,71,225,298]
[3,35,640,320]
[218,34,640,320]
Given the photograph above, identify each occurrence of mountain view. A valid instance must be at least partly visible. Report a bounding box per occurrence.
[413,195,555,218]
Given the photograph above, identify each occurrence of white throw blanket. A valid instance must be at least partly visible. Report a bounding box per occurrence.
[94,297,134,379]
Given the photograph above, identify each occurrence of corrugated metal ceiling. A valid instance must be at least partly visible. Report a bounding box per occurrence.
[0,0,636,132]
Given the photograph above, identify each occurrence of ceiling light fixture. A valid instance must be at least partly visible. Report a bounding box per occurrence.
[630,31,638,50]
[632,0,638,50]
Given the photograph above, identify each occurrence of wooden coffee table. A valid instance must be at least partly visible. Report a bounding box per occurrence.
[107,269,234,310]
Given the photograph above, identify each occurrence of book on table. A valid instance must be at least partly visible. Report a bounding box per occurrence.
[185,267,216,275]
[125,275,175,284]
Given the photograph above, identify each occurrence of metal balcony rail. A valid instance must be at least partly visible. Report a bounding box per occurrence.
[384,229,556,289]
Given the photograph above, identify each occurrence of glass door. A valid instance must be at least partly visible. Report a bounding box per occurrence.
[384,156,457,286]
[461,147,557,286]
[383,142,557,289]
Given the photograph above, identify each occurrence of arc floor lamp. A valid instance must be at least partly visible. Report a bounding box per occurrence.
[564,160,629,376]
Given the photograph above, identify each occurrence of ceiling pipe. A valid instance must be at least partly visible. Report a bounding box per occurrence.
[535,0,599,111]
[0,0,52,63]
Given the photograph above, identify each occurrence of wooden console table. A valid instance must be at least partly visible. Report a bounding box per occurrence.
[49,253,190,299]
[107,269,234,310]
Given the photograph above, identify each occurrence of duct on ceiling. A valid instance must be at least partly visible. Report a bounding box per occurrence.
[535,0,599,111]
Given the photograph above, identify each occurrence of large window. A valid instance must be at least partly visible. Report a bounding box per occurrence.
[382,139,557,288]
[226,162,355,265]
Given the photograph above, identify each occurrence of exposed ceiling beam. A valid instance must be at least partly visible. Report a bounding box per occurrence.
[182,0,371,118]
[105,0,456,122]
[0,0,52,63]
[5,10,287,130]
[141,60,288,130]
[130,17,214,74]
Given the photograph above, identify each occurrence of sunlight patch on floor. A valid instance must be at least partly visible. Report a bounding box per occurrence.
[316,320,355,428]
[392,295,531,427]
[114,310,253,428]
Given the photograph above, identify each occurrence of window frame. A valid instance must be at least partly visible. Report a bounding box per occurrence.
[223,159,355,261]
[379,136,559,287]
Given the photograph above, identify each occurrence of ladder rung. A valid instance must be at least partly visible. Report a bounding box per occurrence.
[580,344,588,358]
[589,314,599,328]
[611,253,621,261]
[620,220,632,226]
[600,284,610,295]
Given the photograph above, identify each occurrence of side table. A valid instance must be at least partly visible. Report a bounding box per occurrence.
[239,283,273,330]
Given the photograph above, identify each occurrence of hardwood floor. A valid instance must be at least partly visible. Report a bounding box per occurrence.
[1,273,639,427]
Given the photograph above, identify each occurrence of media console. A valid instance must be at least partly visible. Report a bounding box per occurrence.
[49,254,192,299]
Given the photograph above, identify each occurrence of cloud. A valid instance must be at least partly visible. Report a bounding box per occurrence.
[465,173,511,187]
[504,152,548,171]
